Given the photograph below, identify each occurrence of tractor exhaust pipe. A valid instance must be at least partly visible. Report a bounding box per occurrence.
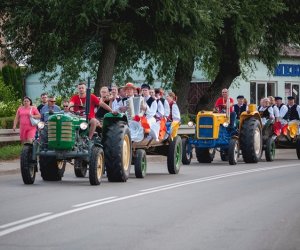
[85,77,91,123]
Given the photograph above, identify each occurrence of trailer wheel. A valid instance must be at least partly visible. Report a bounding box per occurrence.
[296,137,300,160]
[134,149,147,178]
[167,136,182,174]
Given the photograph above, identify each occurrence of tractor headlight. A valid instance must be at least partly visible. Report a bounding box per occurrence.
[223,122,229,127]
[80,122,88,130]
[37,121,45,130]
[187,121,194,127]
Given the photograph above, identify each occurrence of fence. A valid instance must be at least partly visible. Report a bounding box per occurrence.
[0,125,194,143]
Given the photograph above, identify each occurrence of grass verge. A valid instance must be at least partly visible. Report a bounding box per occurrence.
[0,143,22,160]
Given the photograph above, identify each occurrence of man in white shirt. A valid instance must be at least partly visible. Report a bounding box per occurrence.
[275,96,288,120]
[258,97,274,125]
[286,96,300,121]
[141,83,157,126]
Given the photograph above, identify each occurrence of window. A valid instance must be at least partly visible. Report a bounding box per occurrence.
[250,82,277,104]
[285,82,300,104]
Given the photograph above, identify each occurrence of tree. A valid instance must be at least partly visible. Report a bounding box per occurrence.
[196,0,300,111]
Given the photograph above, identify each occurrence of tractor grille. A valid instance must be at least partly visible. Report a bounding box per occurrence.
[48,120,75,150]
[198,117,213,138]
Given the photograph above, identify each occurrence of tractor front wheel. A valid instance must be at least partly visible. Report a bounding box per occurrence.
[20,144,36,184]
[89,146,104,185]
[228,139,239,165]
[196,148,215,163]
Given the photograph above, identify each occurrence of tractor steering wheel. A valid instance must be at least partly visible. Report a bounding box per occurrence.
[69,105,86,116]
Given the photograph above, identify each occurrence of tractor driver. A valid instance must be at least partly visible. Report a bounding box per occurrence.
[69,82,112,139]
[214,88,236,128]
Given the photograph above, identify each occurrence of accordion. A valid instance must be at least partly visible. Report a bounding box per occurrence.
[125,96,145,120]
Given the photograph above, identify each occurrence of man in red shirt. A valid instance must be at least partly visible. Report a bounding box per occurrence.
[215,88,234,113]
[69,82,112,139]
[214,88,236,128]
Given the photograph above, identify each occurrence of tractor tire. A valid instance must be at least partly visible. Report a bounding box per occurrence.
[167,136,182,174]
[134,149,147,178]
[39,156,65,181]
[240,117,262,163]
[265,137,275,162]
[228,138,239,165]
[220,150,229,161]
[296,137,300,160]
[103,122,132,182]
[89,146,104,185]
[74,159,88,177]
[196,148,215,163]
[20,144,36,184]
[182,137,192,165]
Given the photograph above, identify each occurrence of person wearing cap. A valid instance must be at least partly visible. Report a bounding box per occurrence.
[258,97,274,125]
[275,96,288,120]
[286,96,300,121]
[233,95,246,119]
[116,82,138,112]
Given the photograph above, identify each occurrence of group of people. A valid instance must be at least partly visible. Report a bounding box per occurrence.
[13,82,181,143]
[215,88,300,131]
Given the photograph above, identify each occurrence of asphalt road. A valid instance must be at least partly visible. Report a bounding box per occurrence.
[0,149,300,250]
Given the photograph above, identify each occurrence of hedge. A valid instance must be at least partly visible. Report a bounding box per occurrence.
[0,116,15,129]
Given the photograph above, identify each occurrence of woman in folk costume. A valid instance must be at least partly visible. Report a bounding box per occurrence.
[166,92,181,139]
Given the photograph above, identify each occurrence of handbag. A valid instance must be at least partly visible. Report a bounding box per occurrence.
[30,107,40,126]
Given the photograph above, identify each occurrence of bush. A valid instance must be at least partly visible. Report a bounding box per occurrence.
[0,116,15,129]
[0,101,20,118]
[0,144,22,160]
[181,113,196,124]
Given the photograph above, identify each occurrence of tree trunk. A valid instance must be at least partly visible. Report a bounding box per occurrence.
[196,18,241,112]
[173,57,195,114]
[94,38,118,95]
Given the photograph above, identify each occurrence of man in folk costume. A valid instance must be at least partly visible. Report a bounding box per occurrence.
[233,95,247,119]
[69,82,112,139]
[141,83,159,139]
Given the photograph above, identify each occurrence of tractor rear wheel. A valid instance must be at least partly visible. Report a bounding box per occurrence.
[39,156,65,181]
[240,117,262,163]
[265,137,276,162]
[74,159,88,177]
[196,148,215,163]
[104,122,132,182]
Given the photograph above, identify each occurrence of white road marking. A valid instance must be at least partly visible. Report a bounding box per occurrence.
[0,213,52,229]
[72,196,118,207]
[0,163,299,237]
[140,164,300,192]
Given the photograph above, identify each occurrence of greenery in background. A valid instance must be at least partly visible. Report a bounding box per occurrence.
[0,116,14,129]
[0,143,22,160]
[0,76,20,118]
[1,65,23,98]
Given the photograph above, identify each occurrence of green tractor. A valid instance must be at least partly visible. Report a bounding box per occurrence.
[20,79,104,185]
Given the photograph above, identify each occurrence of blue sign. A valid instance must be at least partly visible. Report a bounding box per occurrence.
[275,64,300,77]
